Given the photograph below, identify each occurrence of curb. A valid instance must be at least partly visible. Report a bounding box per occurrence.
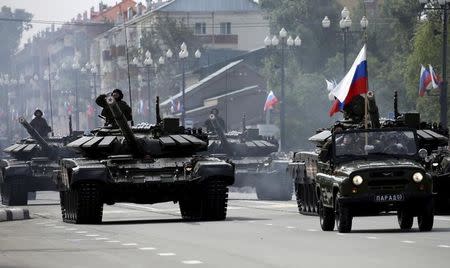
[0,207,30,222]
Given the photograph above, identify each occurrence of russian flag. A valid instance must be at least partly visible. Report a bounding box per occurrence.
[429,64,441,89]
[264,90,279,111]
[419,65,432,97]
[329,45,368,116]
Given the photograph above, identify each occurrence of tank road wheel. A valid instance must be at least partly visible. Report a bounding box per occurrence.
[397,209,414,230]
[180,178,229,221]
[318,199,335,231]
[295,184,306,214]
[62,182,103,224]
[1,177,28,206]
[335,193,352,233]
[418,199,434,232]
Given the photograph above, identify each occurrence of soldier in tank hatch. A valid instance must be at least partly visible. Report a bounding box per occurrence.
[205,108,226,133]
[30,109,51,137]
[96,89,132,127]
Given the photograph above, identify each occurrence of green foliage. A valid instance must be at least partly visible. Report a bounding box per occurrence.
[0,6,32,73]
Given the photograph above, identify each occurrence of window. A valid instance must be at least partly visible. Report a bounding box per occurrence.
[220,22,231,35]
[194,22,206,35]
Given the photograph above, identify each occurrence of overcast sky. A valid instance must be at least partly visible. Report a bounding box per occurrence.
[1,0,126,45]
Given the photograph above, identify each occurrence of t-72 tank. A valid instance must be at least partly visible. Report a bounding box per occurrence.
[0,117,79,206]
[207,114,292,200]
[57,97,235,224]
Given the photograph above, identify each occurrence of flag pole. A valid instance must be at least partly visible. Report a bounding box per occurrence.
[363,3,369,131]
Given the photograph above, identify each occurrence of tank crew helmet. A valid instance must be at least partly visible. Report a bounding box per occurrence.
[34,109,43,117]
[211,108,219,115]
[112,89,124,101]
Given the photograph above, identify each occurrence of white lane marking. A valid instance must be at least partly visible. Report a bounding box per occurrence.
[158,253,176,256]
[435,216,450,221]
[54,226,65,229]
[182,260,203,264]
[227,206,244,210]
[122,243,138,246]
[85,234,100,237]
[438,245,450,248]
[35,222,49,225]
[94,238,108,240]
[336,233,345,236]
[265,223,273,226]
[401,240,416,244]
[247,221,255,223]
[105,240,121,243]
[139,247,156,250]
[65,228,77,231]
[44,224,56,227]
[76,231,87,234]
[366,236,378,240]
[286,226,296,229]
[307,229,318,232]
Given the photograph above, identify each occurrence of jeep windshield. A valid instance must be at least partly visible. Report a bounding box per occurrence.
[333,129,418,161]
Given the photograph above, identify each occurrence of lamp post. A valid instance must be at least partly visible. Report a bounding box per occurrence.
[322,7,368,73]
[419,0,449,128]
[264,28,301,151]
[177,43,201,127]
[72,57,81,130]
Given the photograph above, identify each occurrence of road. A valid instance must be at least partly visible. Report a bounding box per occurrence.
[1,190,450,268]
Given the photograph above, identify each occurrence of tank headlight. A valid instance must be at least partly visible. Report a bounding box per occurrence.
[412,172,423,183]
[352,175,363,186]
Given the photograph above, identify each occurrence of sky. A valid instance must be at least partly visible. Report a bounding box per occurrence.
[0,0,125,45]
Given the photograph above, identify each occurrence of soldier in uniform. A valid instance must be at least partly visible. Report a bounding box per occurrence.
[30,109,52,137]
[205,108,226,132]
[95,89,132,127]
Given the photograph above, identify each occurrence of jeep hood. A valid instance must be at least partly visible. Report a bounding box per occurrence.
[335,159,423,176]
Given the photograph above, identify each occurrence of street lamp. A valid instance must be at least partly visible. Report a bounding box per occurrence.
[264,28,301,151]
[72,57,81,130]
[419,0,450,129]
[178,43,201,127]
[322,7,368,73]
[143,51,154,122]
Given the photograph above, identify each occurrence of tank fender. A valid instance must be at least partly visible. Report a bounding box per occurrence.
[0,159,31,183]
[193,160,235,185]
[60,159,111,189]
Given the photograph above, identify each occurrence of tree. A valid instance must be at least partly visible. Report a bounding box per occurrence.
[0,6,32,73]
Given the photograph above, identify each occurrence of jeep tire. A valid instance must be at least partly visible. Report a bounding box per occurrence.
[335,193,352,233]
[319,199,335,231]
[418,199,434,232]
[397,209,414,230]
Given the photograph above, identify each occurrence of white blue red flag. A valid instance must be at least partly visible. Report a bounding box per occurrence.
[429,64,441,90]
[264,90,279,111]
[170,98,175,113]
[419,65,432,97]
[329,45,368,116]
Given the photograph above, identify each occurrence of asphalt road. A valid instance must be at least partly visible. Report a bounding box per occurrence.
[1,190,450,268]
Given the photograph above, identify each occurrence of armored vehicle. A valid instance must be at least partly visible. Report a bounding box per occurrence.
[0,117,79,206]
[295,128,433,233]
[57,97,234,224]
[207,114,292,200]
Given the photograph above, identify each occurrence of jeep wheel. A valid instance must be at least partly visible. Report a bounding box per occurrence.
[1,177,28,206]
[418,199,434,232]
[397,209,413,230]
[319,200,335,231]
[335,193,352,233]
[61,182,103,224]
[180,178,229,221]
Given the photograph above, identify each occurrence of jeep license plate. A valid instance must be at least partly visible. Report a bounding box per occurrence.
[375,194,405,202]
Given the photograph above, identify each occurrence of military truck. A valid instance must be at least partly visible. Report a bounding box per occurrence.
[207,114,292,200]
[0,117,79,206]
[56,97,234,224]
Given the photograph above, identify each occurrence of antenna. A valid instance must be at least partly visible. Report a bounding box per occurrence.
[48,56,54,136]
[394,90,399,119]
[156,96,161,124]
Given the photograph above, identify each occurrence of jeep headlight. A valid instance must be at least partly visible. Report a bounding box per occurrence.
[352,175,363,186]
[412,172,423,183]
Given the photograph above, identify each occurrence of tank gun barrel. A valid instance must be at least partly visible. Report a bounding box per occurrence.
[106,96,142,155]
[18,116,51,151]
